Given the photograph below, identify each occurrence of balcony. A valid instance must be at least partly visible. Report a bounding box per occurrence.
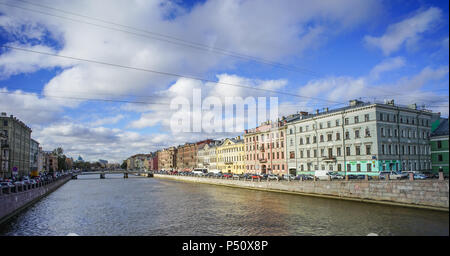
[259,159,267,163]
[322,156,336,162]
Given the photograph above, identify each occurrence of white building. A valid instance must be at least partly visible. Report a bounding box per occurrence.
[285,100,433,176]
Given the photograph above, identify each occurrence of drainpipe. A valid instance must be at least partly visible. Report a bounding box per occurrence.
[342,112,347,176]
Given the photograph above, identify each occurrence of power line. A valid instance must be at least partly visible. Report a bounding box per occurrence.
[0,91,171,105]
[0,1,322,77]
[1,45,345,104]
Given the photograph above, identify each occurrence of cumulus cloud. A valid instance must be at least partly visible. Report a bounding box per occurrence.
[364,7,442,55]
[369,57,405,80]
[297,65,449,115]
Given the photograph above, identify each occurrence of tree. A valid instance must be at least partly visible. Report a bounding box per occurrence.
[121,160,127,170]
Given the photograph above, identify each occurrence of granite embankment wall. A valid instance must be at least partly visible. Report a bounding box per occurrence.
[154,174,449,211]
[0,175,72,224]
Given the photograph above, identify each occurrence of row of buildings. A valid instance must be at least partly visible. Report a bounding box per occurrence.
[0,112,70,178]
[126,99,448,176]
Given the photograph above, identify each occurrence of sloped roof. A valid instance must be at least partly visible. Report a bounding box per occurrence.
[431,118,449,137]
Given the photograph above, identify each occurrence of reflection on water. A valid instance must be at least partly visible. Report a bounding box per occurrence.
[0,174,448,236]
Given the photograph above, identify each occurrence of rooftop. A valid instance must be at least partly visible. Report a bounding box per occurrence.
[431,118,449,137]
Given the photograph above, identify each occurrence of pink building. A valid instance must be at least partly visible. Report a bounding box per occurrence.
[244,119,287,175]
[148,152,158,171]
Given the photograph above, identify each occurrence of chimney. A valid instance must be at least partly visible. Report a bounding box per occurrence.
[408,103,417,110]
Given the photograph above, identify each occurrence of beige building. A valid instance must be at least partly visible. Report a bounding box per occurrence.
[0,113,32,177]
[158,147,177,171]
[217,136,245,174]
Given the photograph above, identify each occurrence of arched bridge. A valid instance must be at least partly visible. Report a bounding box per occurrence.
[71,170,153,179]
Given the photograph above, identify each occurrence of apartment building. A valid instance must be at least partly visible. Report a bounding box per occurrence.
[244,120,287,175]
[217,136,245,174]
[158,147,177,171]
[0,113,32,177]
[286,100,433,176]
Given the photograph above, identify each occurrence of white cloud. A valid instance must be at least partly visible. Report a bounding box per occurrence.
[297,65,449,116]
[364,7,442,55]
[90,114,124,126]
[369,57,405,80]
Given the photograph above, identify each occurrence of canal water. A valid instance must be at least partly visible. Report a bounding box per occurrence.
[0,174,448,236]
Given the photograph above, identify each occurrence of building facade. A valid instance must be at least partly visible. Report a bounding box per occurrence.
[430,118,448,175]
[158,147,177,171]
[176,143,196,171]
[30,139,39,176]
[286,100,433,176]
[217,136,245,174]
[197,140,222,171]
[43,151,58,172]
[0,130,9,178]
[0,113,32,177]
[244,120,287,175]
[148,152,158,171]
[37,146,43,174]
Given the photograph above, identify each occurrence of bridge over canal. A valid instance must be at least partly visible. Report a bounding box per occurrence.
[72,170,153,179]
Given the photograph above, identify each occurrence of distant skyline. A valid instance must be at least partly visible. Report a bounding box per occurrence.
[0,0,448,163]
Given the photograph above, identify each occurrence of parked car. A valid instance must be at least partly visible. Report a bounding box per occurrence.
[0,182,15,188]
[328,172,344,180]
[223,173,233,178]
[232,174,241,179]
[314,171,331,181]
[267,174,279,181]
[414,173,427,180]
[251,174,261,179]
[282,174,296,180]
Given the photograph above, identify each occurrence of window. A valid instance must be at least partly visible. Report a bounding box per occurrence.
[313,136,317,143]
[382,144,385,155]
[327,134,332,141]
[356,146,360,155]
[338,164,342,171]
[290,139,293,146]
[299,126,303,132]
[365,128,370,137]
[345,131,350,140]
[438,154,443,162]
[320,149,324,157]
[337,147,341,156]
[437,141,442,149]
[290,152,294,159]
[354,116,359,123]
[336,132,340,140]
[3,120,7,126]
[347,164,351,172]
[336,119,340,126]
[320,123,323,129]
[289,129,293,135]
[365,145,371,155]
[327,121,331,128]
[320,135,324,142]
[300,150,303,158]
[381,127,385,136]
[367,163,372,172]
[306,137,310,144]
[345,118,349,125]
[328,148,333,157]
[313,149,317,157]
[355,130,360,138]
[307,150,310,158]
[357,164,361,172]
[346,147,351,156]
[300,138,303,145]
[364,114,369,122]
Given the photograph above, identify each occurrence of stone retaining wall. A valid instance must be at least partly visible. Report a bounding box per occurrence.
[154,174,449,210]
[0,175,72,224]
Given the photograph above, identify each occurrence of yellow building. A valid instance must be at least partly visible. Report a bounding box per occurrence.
[216,136,245,174]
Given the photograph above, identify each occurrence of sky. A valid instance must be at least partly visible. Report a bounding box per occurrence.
[0,0,448,163]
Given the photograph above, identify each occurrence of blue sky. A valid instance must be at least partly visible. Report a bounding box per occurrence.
[0,0,448,162]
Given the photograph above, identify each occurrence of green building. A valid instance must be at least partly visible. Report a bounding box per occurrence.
[430,118,448,175]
